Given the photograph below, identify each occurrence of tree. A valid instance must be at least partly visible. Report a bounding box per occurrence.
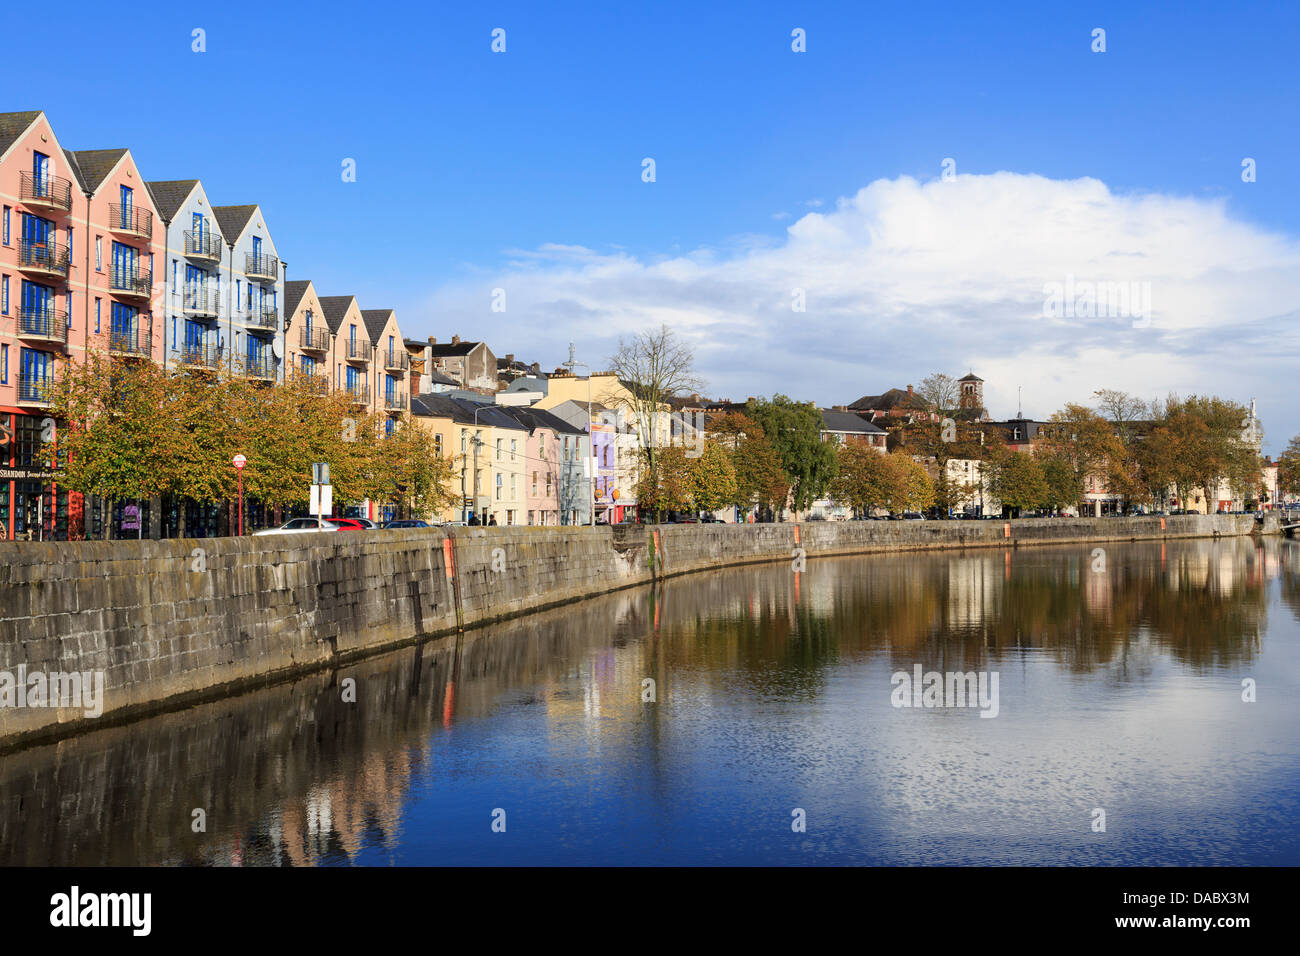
[636,445,693,520]
[1036,404,1124,504]
[829,443,895,515]
[1039,456,1078,514]
[916,373,959,415]
[1092,388,1149,444]
[887,452,935,512]
[606,324,704,491]
[1278,435,1300,499]
[988,449,1048,515]
[746,395,837,512]
[374,418,460,519]
[687,443,738,513]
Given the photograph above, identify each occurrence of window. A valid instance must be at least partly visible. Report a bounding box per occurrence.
[461,429,467,454]
[1,276,7,315]
[496,473,503,500]
[2,206,9,245]
[65,292,71,326]
[532,471,537,494]
[511,439,517,461]
[546,474,552,496]
[496,438,502,460]
[96,237,103,271]
[67,226,72,259]
[301,355,316,376]
[539,433,545,456]
[511,474,517,497]
[236,280,241,308]
[1,345,7,384]
[95,298,101,334]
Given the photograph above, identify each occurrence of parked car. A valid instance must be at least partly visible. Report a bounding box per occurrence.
[901,511,925,521]
[383,519,431,529]
[325,518,367,531]
[253,517,340,536]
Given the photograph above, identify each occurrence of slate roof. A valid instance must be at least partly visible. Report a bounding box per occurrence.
[848,387,928,413]
[63,148,128,195]
[284,280,312,319]
[498,405,586,435]
[958,372,983,382]
[425,369,459,386]
[144,180,199,222]
[410,394,528,430]
[428,341,480,357]
[211,205,258,241]
[0,111,41,159]
[317,296,358,335]
[821,409,887,434]
[360,309,395,342]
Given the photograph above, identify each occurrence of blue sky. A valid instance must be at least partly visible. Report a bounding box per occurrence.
[29,0,1300,446]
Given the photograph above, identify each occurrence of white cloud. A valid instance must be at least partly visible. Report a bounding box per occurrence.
[422,172,1300,450]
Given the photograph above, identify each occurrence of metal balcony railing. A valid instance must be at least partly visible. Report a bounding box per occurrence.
[248,305,278,329]
[245,252,279,281]
[110,267,152,299]
[383,350,410,371]
[182,289,220,317]
[347,385,369,405]
[18,307,70,344]
[299,327,330,353]
[179,342,222,369]
[17,374,53,405]
[109,325,152,358]
[184,230,223,261]
[239,354,276,380]
[109,203,152,238]
[345,339,369,363]
[384,392,409,412]
[18,240,71,278]
[20,172,73,213]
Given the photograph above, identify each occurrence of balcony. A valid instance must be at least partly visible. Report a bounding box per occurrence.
[383,350,410,372]
[20,172,73,214]
[292,372,329,395]
[184,230,223,263]
[246,305,278,331]
[345,339,370,364]
[299,327,330,353]
[347,385,369,406]
[240,355,276,381]
[245,252,279,282]
[182,289,220,318]
[18,240,70,281]
[109,204,153,240]
[109,325,152,359]
[384,392,409,413]
[16,374,53,407]
[17,307,70,348]
[179,342,222,370]
[110,266,152,301]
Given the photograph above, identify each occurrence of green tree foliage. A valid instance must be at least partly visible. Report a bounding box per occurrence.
[746,395,837,511]
[988,449,1048,514]
[687,442,738,513]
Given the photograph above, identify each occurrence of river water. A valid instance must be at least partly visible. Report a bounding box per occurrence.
[2,537,1297,866]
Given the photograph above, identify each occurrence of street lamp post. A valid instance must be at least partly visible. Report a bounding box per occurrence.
[471,404,487,523]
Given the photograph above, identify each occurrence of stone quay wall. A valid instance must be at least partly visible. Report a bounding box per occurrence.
[0,514,1259,745]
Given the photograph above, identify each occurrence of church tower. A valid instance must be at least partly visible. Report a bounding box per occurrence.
[958,372,984,417]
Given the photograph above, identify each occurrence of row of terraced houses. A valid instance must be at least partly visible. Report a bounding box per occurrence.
[0,110,426,539]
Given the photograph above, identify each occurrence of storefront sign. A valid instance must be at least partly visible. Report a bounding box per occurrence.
[0,468,55,481]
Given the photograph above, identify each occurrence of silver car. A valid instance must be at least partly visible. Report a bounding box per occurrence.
[253,517,341,536]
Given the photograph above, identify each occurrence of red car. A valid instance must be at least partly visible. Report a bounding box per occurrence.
[325,518,367,531]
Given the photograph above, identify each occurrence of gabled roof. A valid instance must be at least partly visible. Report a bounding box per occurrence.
[211,205,258,241]
[502,375,548,394]
[63,148,128,195]
[821,409,886,434]
[144,180,200,222]
[958,372,983,382]
[284,280,313,319]
[426,369,459,386]
[0,111,41,160]
[360,309,395,342]
[317,296,359,334]
[498,404,585,435]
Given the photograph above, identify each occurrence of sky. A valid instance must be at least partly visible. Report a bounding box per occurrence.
[28,0,1300,451]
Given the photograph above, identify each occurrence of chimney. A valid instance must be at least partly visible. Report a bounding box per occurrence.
[907,384,914,396]
[451,334,461,345]
[427,336,436,345]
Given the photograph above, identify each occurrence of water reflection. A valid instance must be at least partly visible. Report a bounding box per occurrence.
[1,537,1296,865]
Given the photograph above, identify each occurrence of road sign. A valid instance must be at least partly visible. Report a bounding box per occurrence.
[311,484,333,517]
[233,454,247,471]
[312,462,330,485]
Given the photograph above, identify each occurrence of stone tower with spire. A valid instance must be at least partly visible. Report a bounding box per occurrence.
[958,372,985,418]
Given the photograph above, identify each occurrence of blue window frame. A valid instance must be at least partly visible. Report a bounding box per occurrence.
[1,276,7,315]
[95,298,101,333]
[20,347,51,384]
[65,292,72,326]
[2,206,9,245]
[22,213,53,245]
[111,241,137,283]
[32,152,49,192]
[1,344,7,384]
[192,212,203,238]
[119,185,133,230]
[345,365,360,391]
[305,310,313,336]
[385,374,396,403]
[22,280,52,315]
[110,302,137,343]
[184,319,205,350]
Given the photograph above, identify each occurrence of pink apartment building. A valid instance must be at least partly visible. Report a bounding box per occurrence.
[0,111,162,540]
